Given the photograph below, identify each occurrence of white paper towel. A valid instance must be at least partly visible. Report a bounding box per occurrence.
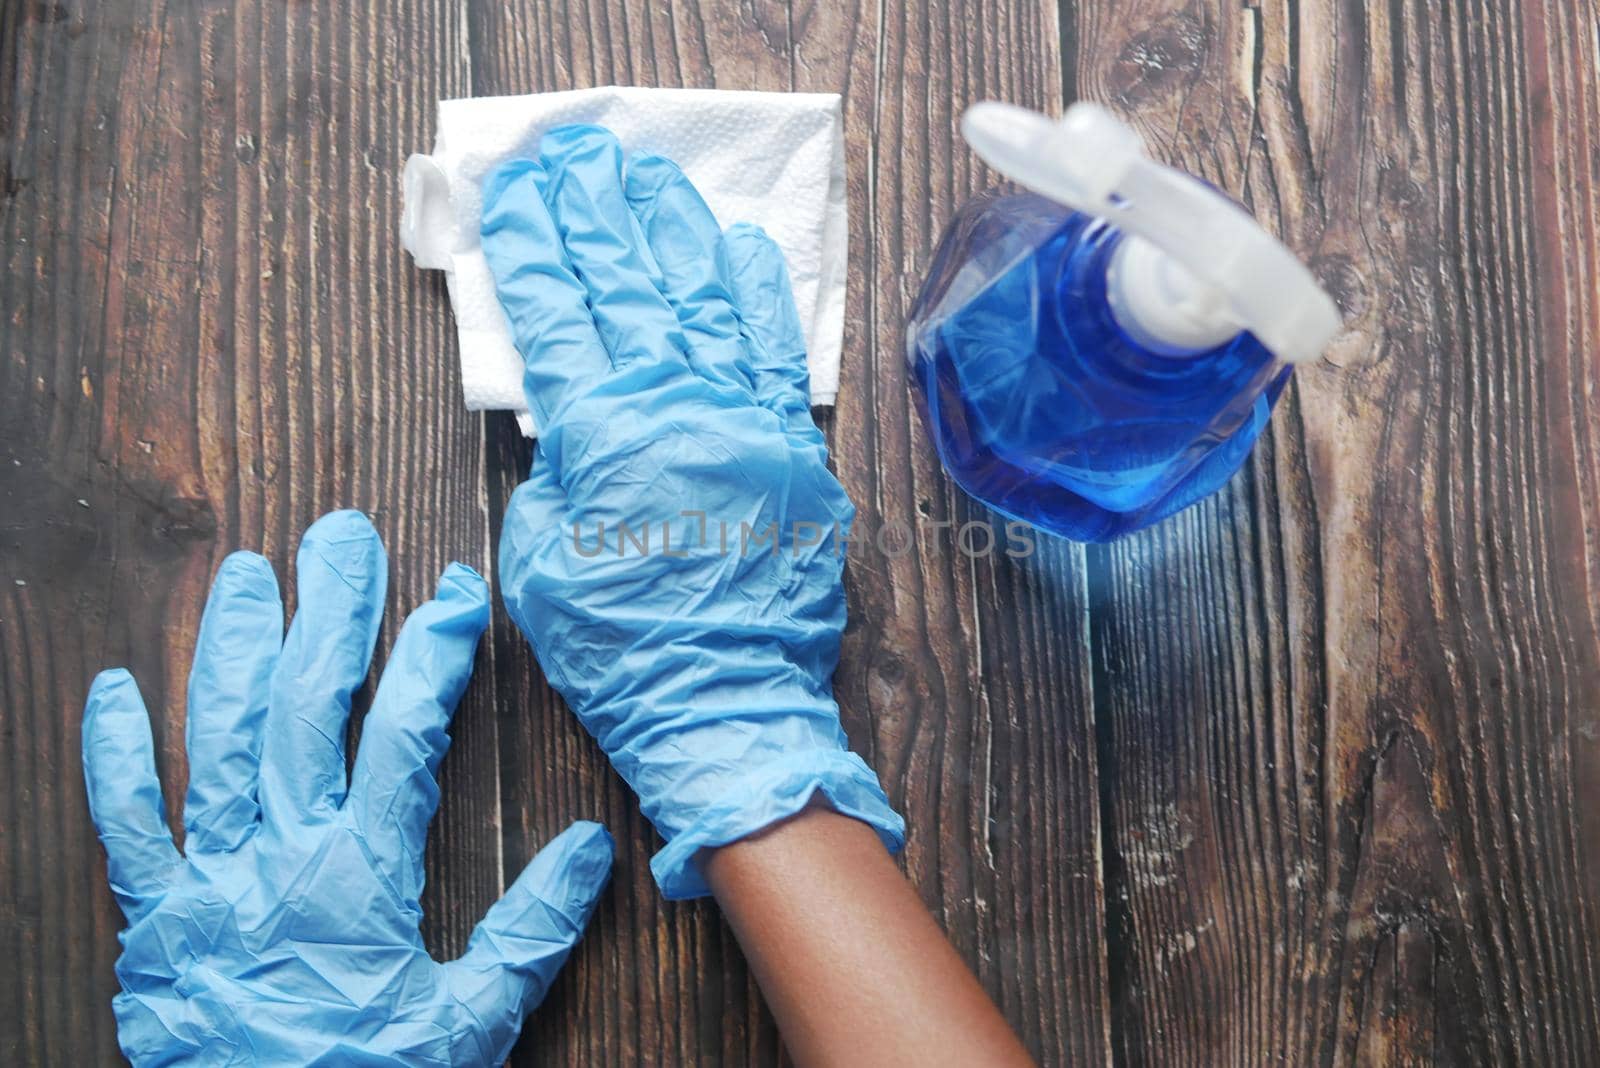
[401,86,849,436]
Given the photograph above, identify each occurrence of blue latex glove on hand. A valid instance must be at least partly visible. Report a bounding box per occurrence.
[82,511,612,1066]
[482,125,904,899]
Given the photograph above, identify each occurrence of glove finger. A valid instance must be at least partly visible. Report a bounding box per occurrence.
[723,223,824,443]
[481,158,614,428]
[539,125,689,370]
[82,670,180,922]
[624,153,756,399]
[499,447,569,640]
[183,552,282,854]
[448,824,614,1055]
[346,563,489,906]
[444,821,613,1061]
[260,510,386,830]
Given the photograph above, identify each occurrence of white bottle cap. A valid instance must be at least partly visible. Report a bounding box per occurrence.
[960,101,1341,363]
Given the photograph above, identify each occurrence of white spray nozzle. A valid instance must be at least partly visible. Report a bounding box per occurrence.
[960,101,1341,364]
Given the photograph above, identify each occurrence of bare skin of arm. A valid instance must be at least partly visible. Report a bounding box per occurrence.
[701,808,1036,1068]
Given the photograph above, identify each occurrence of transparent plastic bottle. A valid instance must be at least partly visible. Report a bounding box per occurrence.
[905,104,1340,542]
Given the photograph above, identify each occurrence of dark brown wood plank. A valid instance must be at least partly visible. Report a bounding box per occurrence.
[1072,0,1600,1063]
[17,0,1596,1065]
[0,0,504,1061]
[825,2,1112,1062]
[468,1,1111,1065]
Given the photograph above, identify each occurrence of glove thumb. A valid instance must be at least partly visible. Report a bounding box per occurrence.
[445,820,613,1062]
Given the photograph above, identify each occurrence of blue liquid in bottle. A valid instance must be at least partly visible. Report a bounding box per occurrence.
[906,191,1291,542]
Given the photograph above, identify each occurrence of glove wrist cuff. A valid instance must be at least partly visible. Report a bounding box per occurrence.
[647,750,905,899]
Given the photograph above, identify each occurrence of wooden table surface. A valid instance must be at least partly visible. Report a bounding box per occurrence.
[5,1,1599,1064]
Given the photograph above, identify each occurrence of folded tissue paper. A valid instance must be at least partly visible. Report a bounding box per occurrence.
[402,85,850,436]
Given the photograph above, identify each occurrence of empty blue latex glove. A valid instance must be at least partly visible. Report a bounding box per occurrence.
[82,511,613,1066]
[482,125,905,899]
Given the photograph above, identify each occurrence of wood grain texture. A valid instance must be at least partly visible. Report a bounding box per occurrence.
[5,0,1599,1064]
[0,0,495,1060]
[1072,0,1600,1064]
[824,2,1112,1062]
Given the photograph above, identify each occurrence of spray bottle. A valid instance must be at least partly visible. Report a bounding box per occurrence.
[905,102,1341,541]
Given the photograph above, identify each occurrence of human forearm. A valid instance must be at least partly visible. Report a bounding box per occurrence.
[702,808,1035,1068]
